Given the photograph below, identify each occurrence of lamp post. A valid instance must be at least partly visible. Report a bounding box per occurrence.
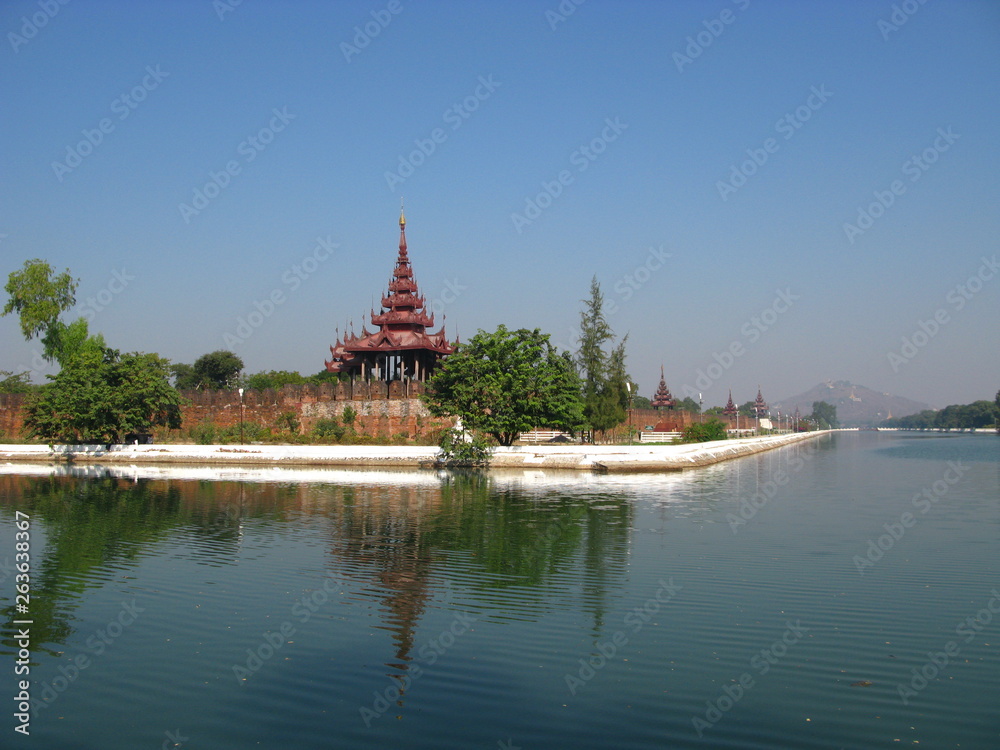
[699,392,703,423]
[238,388,245,445]
[627,382,634,446]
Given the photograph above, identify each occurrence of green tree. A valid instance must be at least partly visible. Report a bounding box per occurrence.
[677,396,701,413]
[170,363,199,389]
[306,369,340,384]
[633,395,652,410]
[3,259,78,343]
[575,277,630,435]
[3,259,106,366]
[424,325,585,446]
[0,370,34,394]
[24,347,181,444]
[810,400,838,429]
[245,370,307,390]
[41,317,106,366]
[174,350,244,390]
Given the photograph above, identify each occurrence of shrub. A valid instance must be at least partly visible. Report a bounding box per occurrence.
[680,418,728,443]
[438,428,493,467]
[275,412,299,433]
[312,418,345,441]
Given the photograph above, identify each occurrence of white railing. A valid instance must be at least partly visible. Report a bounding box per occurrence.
[517,430,578,444]
[638,431,682,443]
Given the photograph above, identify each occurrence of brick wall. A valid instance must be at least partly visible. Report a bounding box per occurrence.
[0,384,455,441]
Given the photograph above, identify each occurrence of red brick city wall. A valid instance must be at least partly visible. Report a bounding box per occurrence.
[0,394,26,437]
[0,384,455,441]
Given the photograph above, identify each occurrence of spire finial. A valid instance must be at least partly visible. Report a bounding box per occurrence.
[398,202,408,255]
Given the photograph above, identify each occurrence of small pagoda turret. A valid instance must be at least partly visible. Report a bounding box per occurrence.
[753,386,768,417]
[651,366,675,410]
[325,210,455,381]
[723,389,738,416]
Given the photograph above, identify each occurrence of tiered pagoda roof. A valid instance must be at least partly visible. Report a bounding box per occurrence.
[753,386,768,417]
[325,210,455,380]
[723,389,738,416]
[651,366,675,410]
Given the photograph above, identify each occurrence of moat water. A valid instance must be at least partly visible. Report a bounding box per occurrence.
[1,431,997,749]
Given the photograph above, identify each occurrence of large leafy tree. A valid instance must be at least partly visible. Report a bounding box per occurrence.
[3,259,77,342]
[25,347,181,444]
[3,258,105,366]
[0,370,34,394]
[245,370,308,390]
[810,400,839,429]
[423,325,585,446]
[576,277,630,434]
[173,350,244,390]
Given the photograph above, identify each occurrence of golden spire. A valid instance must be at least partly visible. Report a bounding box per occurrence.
[399,197,406,228]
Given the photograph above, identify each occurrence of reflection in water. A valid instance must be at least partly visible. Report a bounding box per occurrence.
[0,468,632,691]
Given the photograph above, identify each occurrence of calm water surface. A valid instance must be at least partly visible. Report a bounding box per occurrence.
[1,432,997,749]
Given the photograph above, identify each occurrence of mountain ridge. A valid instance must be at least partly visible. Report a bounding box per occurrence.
[772,380,933,427]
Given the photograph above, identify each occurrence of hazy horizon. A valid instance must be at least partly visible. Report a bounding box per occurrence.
[2,0,998,408]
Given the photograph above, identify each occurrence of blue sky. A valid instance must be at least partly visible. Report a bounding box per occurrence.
[2,0,998,409]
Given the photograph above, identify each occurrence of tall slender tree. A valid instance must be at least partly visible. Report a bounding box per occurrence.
[575,277,630,437]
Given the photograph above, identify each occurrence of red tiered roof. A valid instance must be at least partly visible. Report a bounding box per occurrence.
[753,386,768,417]
[325,211,455,378]
[651,366,675,410]
[723,389,738,416]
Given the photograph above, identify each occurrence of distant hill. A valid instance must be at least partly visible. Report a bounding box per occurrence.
[772,380,933,427]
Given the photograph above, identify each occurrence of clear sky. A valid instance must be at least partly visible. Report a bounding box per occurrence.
[2,0,998,409]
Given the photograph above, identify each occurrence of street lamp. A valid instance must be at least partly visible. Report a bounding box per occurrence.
[238,387,245,445]
[627,382,634,446]
[699,392,703,423]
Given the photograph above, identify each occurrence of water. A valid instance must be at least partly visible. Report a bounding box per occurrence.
[1,432,997,749]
